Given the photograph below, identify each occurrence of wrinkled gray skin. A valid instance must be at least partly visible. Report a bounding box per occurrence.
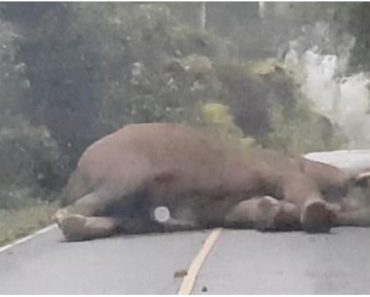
[55,123,370,241]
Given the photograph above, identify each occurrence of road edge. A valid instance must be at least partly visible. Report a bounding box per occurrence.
[0,224,57,253]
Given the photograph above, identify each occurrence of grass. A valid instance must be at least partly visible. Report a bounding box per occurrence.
[0,202,58,247]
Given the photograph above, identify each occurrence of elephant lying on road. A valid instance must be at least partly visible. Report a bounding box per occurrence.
[55,123,370,241]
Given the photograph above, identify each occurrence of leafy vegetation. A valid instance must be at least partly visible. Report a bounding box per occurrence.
[265,99,347,155]
[0,202,57,246]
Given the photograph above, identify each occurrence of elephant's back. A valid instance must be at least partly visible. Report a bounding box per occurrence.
[65,123,230,203]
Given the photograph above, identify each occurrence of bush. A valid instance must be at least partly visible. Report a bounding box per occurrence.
[0,202,57,245]
[199,102,257,147]
[265,99,347,154]
[214,60,297,141]
[0,116,65,208]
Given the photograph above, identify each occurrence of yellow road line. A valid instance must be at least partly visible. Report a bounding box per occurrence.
[178,228,222,295]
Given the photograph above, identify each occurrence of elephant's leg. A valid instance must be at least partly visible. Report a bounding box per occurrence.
[56,206,164,241]
[55,189,132,241]
[334,205,370,227]
[281,174,335,233]
[60,191,111,217]
[224,196,277,230]
[160,217,200,232]
[224,196,300,231]
[57,215,122,241]
[271,200,301,231]
[150,206,200,232]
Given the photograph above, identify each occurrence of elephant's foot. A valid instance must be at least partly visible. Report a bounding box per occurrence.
[224,196,298,231]
[272,202,300,231]
[55,208,86,241]
[256,198,301,231]
[58,214,89,241]
[254,196,280,231]
[223,196,277,230]
[55,208,70,227]
[301,200,334,233]
[55,210,121,241]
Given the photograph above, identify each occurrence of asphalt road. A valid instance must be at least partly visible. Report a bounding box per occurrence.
[0,226,210,294]
[1,226,370,294]
[193,227,370,294]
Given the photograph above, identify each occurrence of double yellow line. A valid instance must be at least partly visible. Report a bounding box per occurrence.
[177,228,222,295]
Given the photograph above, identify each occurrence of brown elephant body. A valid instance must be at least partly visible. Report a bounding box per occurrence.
[55,123,366,241]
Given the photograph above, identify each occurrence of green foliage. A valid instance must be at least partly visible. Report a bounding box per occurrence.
[200,102,256,147]
[215,60,298,141]
[265,99,347,154]
[0,20,28,118]
[346,3,370,71]
[66,4,220,134]
[0,186,35,210]
[0,202,57,246]
[0,116,65,207]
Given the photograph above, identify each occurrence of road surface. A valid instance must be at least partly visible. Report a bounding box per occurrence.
[1,226,370,294]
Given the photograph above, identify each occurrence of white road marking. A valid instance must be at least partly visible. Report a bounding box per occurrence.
[0,224,57,253]
[178,228,222,295]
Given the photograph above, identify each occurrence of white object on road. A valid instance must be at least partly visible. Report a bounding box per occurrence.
[304,149,370,176]
[154,206,171,223]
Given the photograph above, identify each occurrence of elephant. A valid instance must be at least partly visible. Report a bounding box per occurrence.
[55,123,369,241]
[224,192,370,232]
[225,154,370,231]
